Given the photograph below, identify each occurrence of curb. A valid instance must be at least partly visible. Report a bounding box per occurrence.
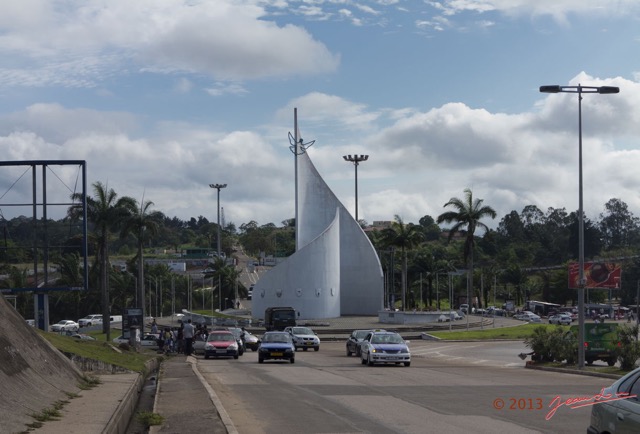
[524,362,622,380]
[188,356,238,434]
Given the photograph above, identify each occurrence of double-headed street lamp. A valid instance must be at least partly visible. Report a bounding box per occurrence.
[539,84,619,368]
[209,183,227,311]
[342,154,369,222]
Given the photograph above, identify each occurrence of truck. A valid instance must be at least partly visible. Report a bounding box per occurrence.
[264,307,297,331]
[569,323,619,366]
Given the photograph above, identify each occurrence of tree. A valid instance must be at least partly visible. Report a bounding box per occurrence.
[69,181,136,340]
[381,215,424,310]
[120,198,160,333]
[437,188,496,313]
[599,198,640,250]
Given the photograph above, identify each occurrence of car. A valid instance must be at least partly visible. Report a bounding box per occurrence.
[284,326,320,351]
[258,331,295,363]
[50,320,79,332]
[70,333,96,341]
[78,314,103,327]
[204,330,239,359]
[514,312,542,323]
[346,329,372,357]
[588,366,640,433]
[193,334,207,355]
[113,333,160,350]
[243,330,260,351]
[360,331,411,367]
[202,267,216,276]
[460,304,469,314]
[548,313,572,325]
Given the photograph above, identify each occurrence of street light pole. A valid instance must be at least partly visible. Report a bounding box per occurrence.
[539,84,619,368]
[209,183,227,311]
[342,154,369,222]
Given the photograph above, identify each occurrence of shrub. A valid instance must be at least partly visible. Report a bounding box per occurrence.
[615,324,640,371]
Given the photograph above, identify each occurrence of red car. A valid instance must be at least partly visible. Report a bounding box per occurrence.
[204,330,239,359]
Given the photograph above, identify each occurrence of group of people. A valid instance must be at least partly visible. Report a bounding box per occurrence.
[150,318,196,355]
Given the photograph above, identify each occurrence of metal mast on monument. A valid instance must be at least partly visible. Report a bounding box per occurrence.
[288,108,314,252]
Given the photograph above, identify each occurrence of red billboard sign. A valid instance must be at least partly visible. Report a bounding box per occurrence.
[568,262,621,289]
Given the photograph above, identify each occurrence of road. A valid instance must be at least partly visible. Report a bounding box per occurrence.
[195,340,613,433]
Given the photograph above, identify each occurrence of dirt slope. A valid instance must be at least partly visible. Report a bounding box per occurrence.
[0,295,84,433]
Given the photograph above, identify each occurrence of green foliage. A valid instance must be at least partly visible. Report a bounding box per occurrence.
[137,411,164,427]
[615,324,640,371]
[524,325,574,363]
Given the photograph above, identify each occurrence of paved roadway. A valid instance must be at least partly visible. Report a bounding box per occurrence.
[195,340,613,433]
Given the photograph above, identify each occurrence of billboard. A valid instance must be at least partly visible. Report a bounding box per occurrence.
[568,262,621,289]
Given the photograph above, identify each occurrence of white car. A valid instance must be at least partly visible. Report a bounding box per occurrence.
[51,320,79,332]
[284,326,320,351]
[113,333,160,350]
[360,330,411,367]
[515,312,542,323]
[548,314,572,325]
[78,314,103,327]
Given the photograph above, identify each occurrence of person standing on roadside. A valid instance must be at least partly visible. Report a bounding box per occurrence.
[183,318,195,356]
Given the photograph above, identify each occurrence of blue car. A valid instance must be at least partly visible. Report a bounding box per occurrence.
[258,331,295,364]
[360,331,411,367]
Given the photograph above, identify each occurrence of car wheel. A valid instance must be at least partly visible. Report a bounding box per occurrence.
[607,358,616,367]
[205,354,209,360]
[234,355,239,360]
[346,348,352,357]
[367,354,374,366]
[586,358,594,365]
[290,357,295,364]
[303,347,308,351]
[356,348,361,357]
[314,347,319,352]
[404,362,411,367]
[361,355,366,365]
[258,357,264,363]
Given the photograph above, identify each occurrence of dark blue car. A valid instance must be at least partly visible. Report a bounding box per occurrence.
[258,331,295,364]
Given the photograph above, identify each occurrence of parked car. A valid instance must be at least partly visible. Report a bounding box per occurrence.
[258,331,295,364]
[78,314,103,327]
[284,326,320,351]
[70,333,96,341]
[360,331,411,367]
[514,312,542,323]
[204,330,239,360]
[588,366,640,433]
[243,330,260,351]
[459,304,469,314]
[548,313,572,325]
[346,329,372,357]
[112,333,160,350]
[51,320,79,332]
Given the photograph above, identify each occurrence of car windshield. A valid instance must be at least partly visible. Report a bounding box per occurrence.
[263,333,290,343]
[291,327,313,335]
[354,330,369,340]
[208,333,234,342]
[371,334,404,344]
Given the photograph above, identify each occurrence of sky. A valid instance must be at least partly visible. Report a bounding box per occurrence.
[1,0,640,232]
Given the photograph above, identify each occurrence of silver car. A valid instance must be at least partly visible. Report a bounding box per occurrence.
[284,326,320,351]
[360,331,411,367]
[588,366,640,433]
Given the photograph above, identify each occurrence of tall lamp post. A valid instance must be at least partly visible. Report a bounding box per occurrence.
[539,84,619,368]
[209,183,227,311]
[342,154,369,222]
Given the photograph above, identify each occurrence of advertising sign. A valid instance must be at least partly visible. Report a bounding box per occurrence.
[568,262,621,289]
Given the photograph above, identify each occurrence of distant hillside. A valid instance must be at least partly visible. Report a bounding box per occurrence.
[0,295,84,433]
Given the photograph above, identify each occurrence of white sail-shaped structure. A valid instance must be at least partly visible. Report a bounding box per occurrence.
[251,112,384,320]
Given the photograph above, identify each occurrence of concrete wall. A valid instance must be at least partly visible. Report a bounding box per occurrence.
[251,211,341,320]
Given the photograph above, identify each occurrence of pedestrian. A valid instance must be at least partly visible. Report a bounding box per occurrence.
[150,319,158,335]
[177,324,184,354]
[183,318,195,356]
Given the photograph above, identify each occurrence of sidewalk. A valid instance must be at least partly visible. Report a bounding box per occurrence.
[149,355,235,434]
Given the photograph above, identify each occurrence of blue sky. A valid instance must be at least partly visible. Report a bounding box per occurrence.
[1,0,640,230]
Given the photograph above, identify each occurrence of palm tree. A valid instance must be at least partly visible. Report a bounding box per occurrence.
[437,188,496,316]
[120,198,160,333]
[69,181,136,340]
[381,215,424,310]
